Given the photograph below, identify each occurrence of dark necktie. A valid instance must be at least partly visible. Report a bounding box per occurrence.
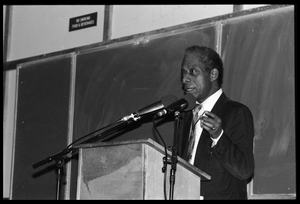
[187,104,202,163]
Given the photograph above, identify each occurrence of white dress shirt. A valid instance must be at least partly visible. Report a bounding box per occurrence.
[188,88,224,165]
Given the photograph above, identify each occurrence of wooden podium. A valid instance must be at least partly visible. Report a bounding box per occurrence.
[74,138,211,200]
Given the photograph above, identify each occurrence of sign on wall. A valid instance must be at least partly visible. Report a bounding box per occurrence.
[69,12,98,32]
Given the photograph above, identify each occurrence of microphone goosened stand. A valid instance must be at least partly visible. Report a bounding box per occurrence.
[155,93,196,200]
[169,94,196,200]
[169,110,181,200]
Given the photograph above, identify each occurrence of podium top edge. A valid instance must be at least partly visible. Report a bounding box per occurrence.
[73,138,157,149]
[73,138,211,180]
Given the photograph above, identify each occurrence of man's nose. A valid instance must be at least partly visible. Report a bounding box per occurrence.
[182,74,191,84]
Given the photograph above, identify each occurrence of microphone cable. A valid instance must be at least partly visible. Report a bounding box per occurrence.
[152,115,169,200]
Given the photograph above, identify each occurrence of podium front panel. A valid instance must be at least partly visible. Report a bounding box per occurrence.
[76,140,201,199]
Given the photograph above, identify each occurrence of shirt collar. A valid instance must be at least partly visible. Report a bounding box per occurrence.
[196,88,223,112]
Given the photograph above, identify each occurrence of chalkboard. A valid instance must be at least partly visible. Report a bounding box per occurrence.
[12,55,72,199]
[221,6,295,196]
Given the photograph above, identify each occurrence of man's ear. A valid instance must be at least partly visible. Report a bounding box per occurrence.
[210,68,219,81]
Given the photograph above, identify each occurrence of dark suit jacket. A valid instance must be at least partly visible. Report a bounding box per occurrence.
[178,92,255,200]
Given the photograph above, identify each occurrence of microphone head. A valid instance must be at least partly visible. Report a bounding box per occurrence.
[161,94,178,107]
[137,94,178,118]
[182,93,196,111]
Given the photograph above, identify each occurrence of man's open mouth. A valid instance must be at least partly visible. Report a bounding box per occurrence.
[185,86,195,93]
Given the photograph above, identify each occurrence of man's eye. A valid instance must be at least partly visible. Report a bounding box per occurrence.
[190,68,199,75]
[181,67,200,77]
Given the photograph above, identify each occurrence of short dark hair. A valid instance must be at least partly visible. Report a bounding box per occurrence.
[183,45,223,87]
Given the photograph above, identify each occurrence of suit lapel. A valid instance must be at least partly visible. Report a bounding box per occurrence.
[211,92,228,115]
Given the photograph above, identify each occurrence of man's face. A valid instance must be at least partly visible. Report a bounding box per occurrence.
[181,53,213,103]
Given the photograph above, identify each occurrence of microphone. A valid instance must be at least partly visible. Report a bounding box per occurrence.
[155,93,196,118]
[118,94,178,122]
